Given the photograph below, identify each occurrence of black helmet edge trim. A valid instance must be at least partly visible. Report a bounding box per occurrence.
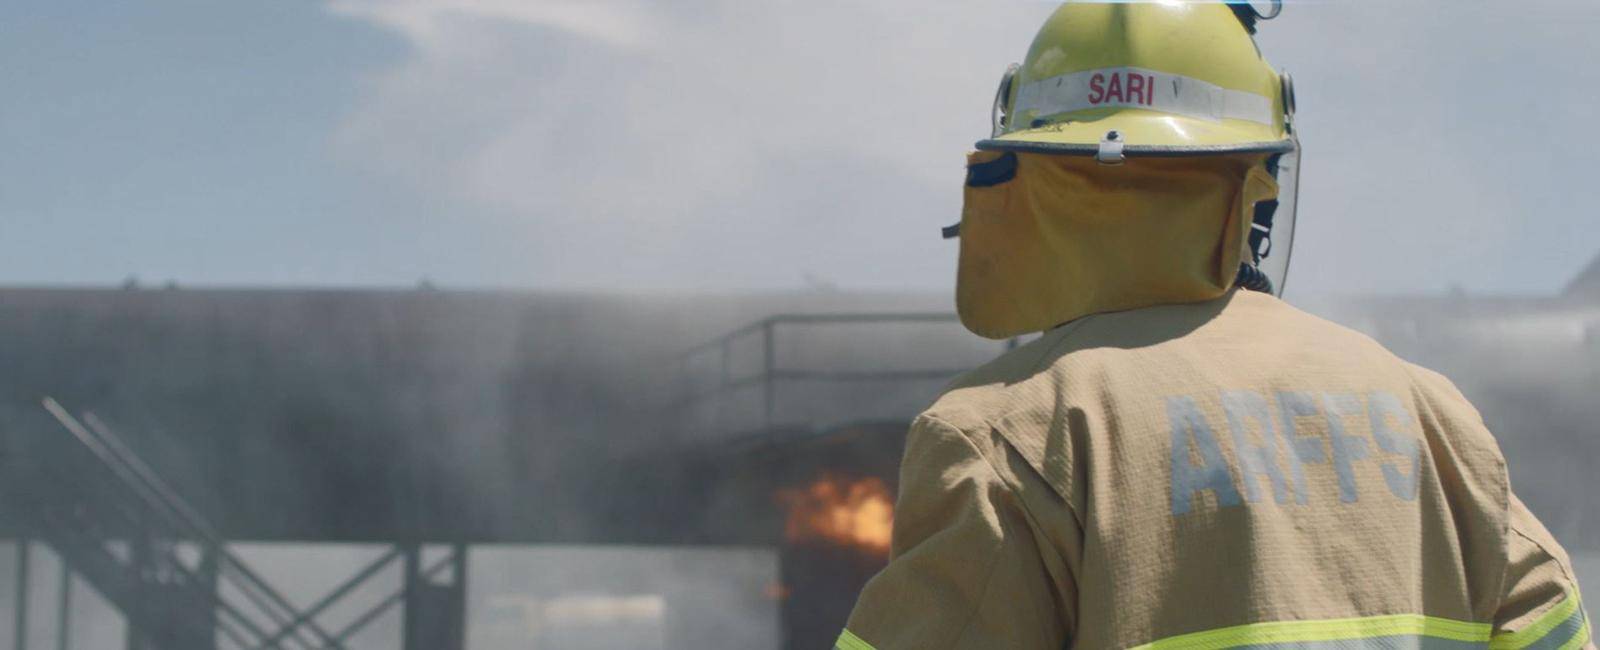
[974,139,1296,157]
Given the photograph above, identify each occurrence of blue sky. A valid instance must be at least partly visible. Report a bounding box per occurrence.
[3,0,1598,297]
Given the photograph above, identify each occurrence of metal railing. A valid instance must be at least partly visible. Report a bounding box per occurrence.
[673,312,1018,436]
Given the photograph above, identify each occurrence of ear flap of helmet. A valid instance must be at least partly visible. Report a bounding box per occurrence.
[991,63,1020,138]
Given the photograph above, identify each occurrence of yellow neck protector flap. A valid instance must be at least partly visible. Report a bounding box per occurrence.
[956,151,1278,339]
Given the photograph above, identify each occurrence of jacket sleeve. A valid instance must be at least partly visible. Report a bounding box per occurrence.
[835,415,1068,650]
[1490,493,1593,650]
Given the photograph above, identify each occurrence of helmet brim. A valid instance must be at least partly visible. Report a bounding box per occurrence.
[978,110,1292,157]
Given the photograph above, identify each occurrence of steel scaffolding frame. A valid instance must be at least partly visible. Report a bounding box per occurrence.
[2,400,468,650]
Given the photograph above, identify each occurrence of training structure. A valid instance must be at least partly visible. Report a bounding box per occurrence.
[2,253,1599,649]
[0,288,999,649]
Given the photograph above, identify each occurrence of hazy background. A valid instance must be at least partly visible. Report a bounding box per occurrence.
[2,1,1598,649]
[3,0,1597,295]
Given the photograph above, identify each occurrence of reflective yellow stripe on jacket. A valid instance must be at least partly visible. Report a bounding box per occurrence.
[1127,614,1491,649]
[1490,589,1591,650]
[834,628,875,650]
[834,593,1592,650]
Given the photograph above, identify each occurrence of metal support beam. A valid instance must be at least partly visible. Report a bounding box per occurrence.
[125,536,149,650]
[55,562,70,650]
[196,544,220,650]
[763,320,776,429]
[401,544,420,650]
[401,545,465,650]
[15,540,30,650]
[450,543,467,648]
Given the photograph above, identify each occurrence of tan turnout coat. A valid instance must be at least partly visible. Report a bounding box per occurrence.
[838,290,1592,650]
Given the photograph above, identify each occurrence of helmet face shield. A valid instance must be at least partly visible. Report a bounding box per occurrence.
[1255,139,1299,296]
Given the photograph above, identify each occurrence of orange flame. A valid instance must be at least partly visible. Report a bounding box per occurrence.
[777,473,894,556]
[762,581,792,601]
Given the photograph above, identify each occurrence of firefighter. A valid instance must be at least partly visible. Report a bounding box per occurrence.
[837,1,1593,648]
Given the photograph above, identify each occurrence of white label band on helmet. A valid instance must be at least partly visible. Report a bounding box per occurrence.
[1015,66,1275,126]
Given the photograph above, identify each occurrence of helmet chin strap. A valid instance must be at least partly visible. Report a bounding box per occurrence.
[1235,262,1275,294]
[1237,153,1283,294]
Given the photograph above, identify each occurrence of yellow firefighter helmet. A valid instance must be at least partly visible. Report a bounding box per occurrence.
[949,0,1303,338]
[985,0,1296,160]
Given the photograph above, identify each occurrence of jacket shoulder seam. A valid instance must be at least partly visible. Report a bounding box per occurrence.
[919,412,1086,539]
